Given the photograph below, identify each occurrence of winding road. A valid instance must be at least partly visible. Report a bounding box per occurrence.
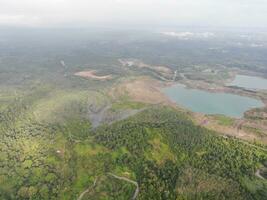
[255,169,265,180]
[77,178,97,200]
[108,173,139,200]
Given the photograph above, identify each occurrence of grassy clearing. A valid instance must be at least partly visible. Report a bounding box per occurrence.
[111,101,147,110]
[215,115,235,126]
[148,137,176,164]
[176,167,243,199]
[74,142,108,157]
[145,128,176,164]
[30,90,89,123]
[243,126,267,137]
[241,176,267,198]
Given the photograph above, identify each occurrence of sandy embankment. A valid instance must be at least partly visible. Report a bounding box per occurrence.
[75,70,112,80]
[110,76,176,106]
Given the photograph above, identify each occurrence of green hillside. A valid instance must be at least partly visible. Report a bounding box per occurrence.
[0,88,266,199]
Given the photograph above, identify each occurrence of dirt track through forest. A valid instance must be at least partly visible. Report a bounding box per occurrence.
[108,173,139,200]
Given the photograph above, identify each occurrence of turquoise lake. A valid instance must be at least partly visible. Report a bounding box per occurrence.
[163,84,264,118]
[229,75,267,90]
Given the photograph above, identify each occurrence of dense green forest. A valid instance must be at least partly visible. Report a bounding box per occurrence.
[0,87,266,199]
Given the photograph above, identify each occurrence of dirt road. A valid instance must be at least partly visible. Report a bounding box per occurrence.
[108,173,139,200]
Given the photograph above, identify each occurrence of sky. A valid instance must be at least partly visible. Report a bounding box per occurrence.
[0,0,267,28]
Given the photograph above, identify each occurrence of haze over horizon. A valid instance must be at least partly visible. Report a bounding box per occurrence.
[0,0,267,29]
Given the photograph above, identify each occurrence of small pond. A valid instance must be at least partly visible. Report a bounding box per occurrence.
[229,75,267,90]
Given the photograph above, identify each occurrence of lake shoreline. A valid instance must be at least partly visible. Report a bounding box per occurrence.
[162,83,264,118]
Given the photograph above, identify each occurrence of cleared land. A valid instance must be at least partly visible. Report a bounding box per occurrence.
[110,77,175,105]
[119,59,173,80]
[75,70,112,80]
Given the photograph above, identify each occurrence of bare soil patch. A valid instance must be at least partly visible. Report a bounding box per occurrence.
[119,59,173,79]
[192,113,267,144]
[110,77,175,106]
[75,70,112,80]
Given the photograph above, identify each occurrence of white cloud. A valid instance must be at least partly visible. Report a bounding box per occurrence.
[0,0,266,28]
[162,32,215,40]
[0,14,40,26]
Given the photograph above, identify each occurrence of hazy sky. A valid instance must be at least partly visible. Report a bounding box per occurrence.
[0,0,267,28]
